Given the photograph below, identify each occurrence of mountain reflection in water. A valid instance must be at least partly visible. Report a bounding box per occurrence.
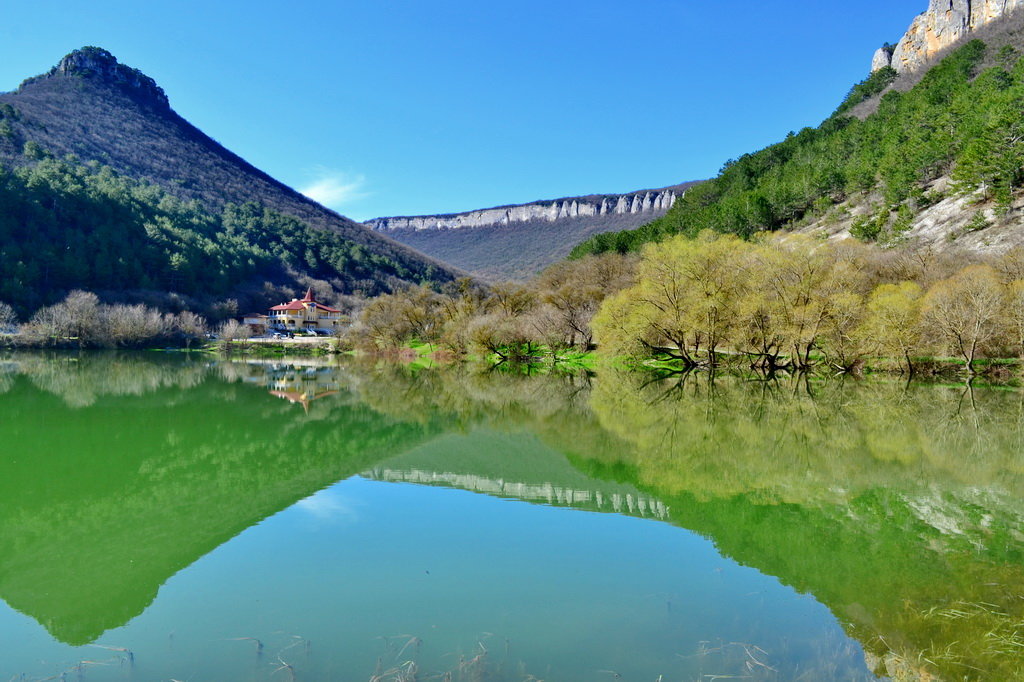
[0,352,1022,681]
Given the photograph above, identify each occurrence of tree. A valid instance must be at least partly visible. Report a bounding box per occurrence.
[22,290,105,347]
[173,311,208,349]
[591,287,652,360]
[591,233,757,366]
[818,290,868,372]
[922,265,1007,373]
[532,254,635,350]
[952,96,1024,208]
[0,302,16,333]
[747,237,865,370]
[217,319,251,346]
[466,312,542,362]
[358,286,445,350]
[861,282,924,375]
[104,304,170,347]
[1007,280,1024,357]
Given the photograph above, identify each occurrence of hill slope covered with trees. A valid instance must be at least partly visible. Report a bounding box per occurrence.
[571,34,1024,258]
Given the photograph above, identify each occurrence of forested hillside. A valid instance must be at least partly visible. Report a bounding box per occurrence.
[572,38,1024,257]
[0,153,441,316]
[0,47,457,315]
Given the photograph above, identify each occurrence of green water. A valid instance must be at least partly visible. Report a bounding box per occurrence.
[1,354,1023,681]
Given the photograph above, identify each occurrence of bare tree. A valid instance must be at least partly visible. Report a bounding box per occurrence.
[922,265,1007,374]
[218,319,251,343]
[0,302,17,332]
[173,311,208,348]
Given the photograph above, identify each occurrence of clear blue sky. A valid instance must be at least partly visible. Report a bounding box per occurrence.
[0,1,925,221]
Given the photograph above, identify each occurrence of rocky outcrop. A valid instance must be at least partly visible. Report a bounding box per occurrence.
[872,45,896,72]
[873,0,1024,73]
[21,46,169,108]
[365,187,681,232]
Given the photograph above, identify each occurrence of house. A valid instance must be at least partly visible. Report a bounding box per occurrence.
[268,288,343,334]
[241,313,269,334]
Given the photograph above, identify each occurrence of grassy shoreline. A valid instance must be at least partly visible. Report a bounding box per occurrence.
[8,332,1022,384]
[208,337,1024,384]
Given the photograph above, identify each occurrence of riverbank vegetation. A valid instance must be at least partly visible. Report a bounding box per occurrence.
[0,290,208,349]
[348,253,634,363]
[594,232,1024,375]
[6,229,1024,377]
[339,231,1024,377]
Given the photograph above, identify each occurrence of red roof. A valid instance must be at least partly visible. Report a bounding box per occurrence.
[269,288,342,314]
[270,301,306,312]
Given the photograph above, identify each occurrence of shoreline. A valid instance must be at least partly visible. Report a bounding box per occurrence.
[4,335,1022,384]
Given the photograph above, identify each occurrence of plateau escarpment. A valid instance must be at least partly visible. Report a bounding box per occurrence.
[367,187,681,233]
[367,184,696,280]
[873,0,1024,73]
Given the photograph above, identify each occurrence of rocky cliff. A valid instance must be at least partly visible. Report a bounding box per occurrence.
[365,187,682,233]
[873,0,1024,73]
[18,46,170,108]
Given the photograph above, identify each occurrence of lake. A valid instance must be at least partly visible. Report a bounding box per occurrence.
[1,353,1022,681]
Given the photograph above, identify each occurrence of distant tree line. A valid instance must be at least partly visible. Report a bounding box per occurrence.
[572,40,1024,256]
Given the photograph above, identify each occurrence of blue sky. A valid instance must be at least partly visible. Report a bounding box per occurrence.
[0,1,925,221]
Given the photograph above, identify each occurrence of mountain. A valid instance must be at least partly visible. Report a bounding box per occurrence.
[366,183,698,281]
[0,47,458,315]
[573,3,1024,259]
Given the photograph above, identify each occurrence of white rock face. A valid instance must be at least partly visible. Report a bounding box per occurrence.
[871,46,895,71]
[877,0,1024,73]
[795,176,1024,254]
[365,188,681,232]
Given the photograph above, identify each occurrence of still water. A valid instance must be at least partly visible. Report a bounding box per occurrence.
[1,353,1022,681]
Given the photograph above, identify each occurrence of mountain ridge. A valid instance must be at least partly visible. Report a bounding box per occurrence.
[366,183,692,229]
[367,182,698,281]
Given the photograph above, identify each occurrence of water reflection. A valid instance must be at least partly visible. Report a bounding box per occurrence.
[0,353,440,646]
[230,359,343,409]
[1,353,1023,680]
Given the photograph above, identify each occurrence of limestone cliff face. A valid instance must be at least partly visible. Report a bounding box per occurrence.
[873,0,1024,73]
[365,187,681,232]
